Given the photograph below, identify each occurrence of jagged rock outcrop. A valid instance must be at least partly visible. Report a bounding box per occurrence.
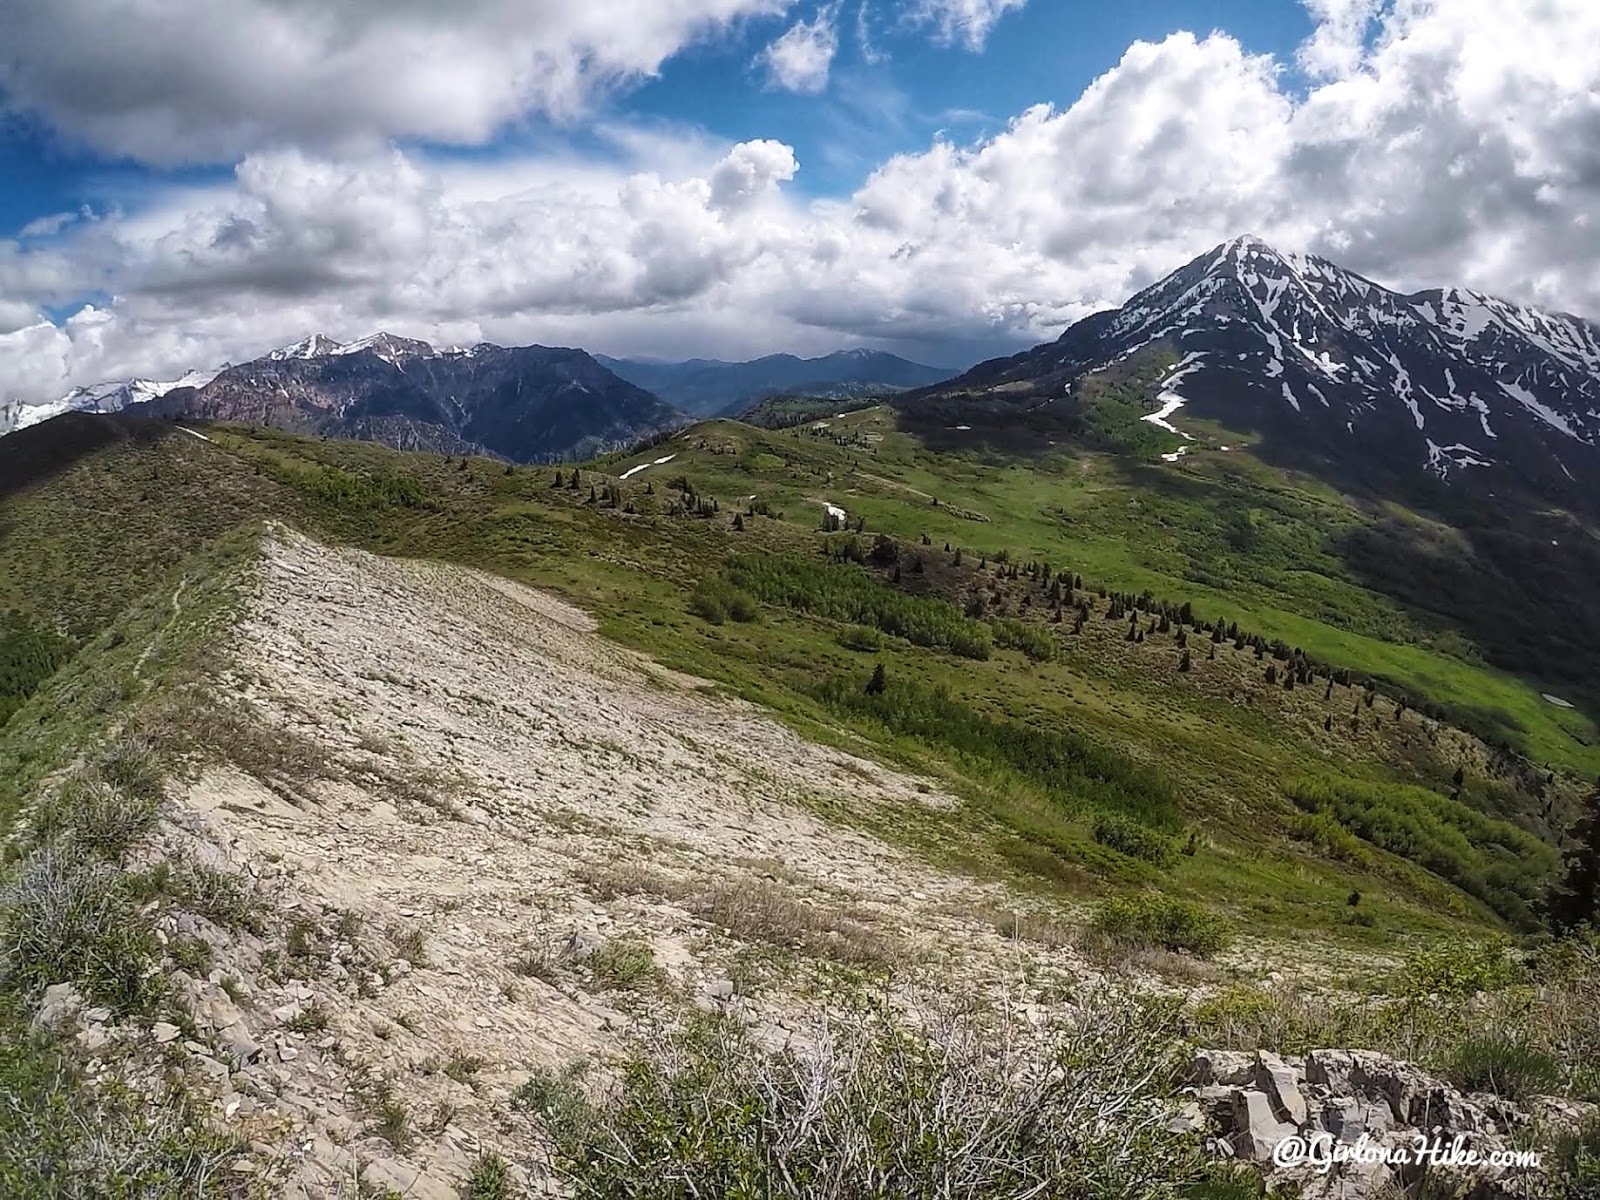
[1186,1048,1563,1198]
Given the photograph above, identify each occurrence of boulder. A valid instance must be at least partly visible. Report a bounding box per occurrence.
[1189,1049,1257,1088]
[1232,1089,1298,1161]
[1256,1051,1309,1126]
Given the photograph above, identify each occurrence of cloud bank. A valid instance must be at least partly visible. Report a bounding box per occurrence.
[3,0,1598,403]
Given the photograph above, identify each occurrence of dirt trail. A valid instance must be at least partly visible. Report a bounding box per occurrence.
[166,528,1075,1197]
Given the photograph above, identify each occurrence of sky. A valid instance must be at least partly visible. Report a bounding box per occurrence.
[1,0,1598,404]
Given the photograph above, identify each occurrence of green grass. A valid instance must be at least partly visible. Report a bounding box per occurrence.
[1287,776,1559,930]
[0,413,1589,946]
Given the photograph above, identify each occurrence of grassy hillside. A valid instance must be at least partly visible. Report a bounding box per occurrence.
[0,409,1591,948]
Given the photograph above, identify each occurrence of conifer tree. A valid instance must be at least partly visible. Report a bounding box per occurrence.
[1548,785,1600,934]
[1179,649,1192,673]
[865,662,888,696]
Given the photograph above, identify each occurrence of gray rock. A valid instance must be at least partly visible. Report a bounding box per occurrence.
[33,983,84,1031]
[152,1021,182,1044]
[220,1023,264,1067]
[563,930,602,962]
[1232,1089,1298,1161]
[1256,1051,1309,1126]
[191,1053,232,1090]
[1190,1049,1256,1088]
[1167,1100,1206,1135]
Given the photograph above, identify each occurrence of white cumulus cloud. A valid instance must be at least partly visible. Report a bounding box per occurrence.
[0,0,797,164]
[759,4,842,93]
[3,0,1599,409]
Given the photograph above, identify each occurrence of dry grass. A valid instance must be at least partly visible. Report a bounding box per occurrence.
[577,863,899,968]
[980,904,1076,950]
[522,988,1204,1198]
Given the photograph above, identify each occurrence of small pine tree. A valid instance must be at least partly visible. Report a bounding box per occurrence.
[865,663,888,696]
[732,513,744,531]
[588,484,598,503]
[1548,785,1600,935]
[553,470,565,488]
[1178,649,1192,673]
[1265,665,1278,685]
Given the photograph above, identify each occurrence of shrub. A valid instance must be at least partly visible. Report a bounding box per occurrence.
[1444,1032,1560,1101]
[817,674,1178,829]
[687,579,761,626]
[464,1153,513,1200]
[28,774,161,862]
[1091,895,1232,957]
[1397,938,1524,999]
[0,847,160,1012]
[1548,1116,1600,1200]
[1093,814,1176,866]
[0,1002,240,1196]
[1287,776,1557,929]
[585,940,664,994]
[836,625,883,652]
[522,993,1205,1199]
[991,619,1054,663]
[730,555,991,660]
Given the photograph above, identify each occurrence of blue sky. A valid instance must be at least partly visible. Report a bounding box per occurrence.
[1,1,1316,234]
[1,0,1597,400]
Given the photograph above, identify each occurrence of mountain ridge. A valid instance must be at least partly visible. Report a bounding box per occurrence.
[599,349,955,417]
[98,333,690,463]
[906,236,1600,507]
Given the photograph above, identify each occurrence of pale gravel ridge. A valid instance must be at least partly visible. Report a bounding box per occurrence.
[165,527,1080,1197]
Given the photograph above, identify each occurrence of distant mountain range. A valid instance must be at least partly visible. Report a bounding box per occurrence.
[907,235,1600,508]
[2,340,957,463]
[3,334,685,463]
[597,350,955,417]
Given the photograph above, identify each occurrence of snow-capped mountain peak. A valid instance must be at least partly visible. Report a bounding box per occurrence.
[268,333,344,361]
[933,237,1600,502]
[0,368,223,436]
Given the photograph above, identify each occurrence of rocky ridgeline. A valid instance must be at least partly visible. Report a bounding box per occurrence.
[1182,1047,1585,1198]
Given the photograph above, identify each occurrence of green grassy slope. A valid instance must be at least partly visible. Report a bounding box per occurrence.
[0,410,1589,948]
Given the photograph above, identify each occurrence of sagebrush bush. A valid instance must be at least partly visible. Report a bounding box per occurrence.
[1091,895,1231,957]
[523,992,1205,1199]
[0,847,159,1011]
[27,774,160,862]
